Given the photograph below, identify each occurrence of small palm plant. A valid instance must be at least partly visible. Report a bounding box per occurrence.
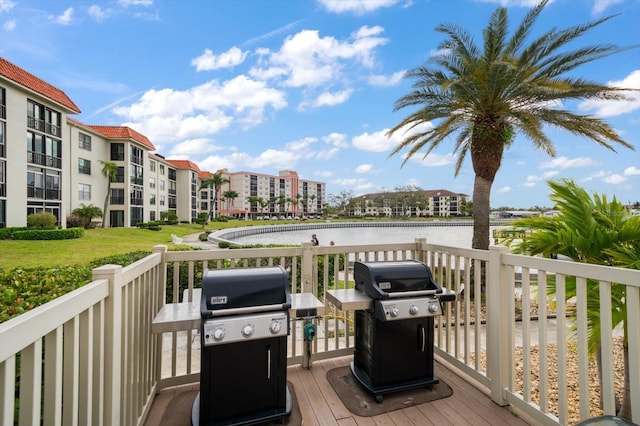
[503,178,639,419]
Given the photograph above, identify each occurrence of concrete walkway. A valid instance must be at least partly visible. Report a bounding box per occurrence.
[178,232,221,250]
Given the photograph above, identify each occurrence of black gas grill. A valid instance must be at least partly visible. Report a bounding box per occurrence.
[192,267,292,426]
[351,260,454,402]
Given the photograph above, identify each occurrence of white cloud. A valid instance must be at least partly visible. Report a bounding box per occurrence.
[250,26,387,88]
[603,174,626,184]
[191,47,248,71]
[317,0,400,15]
[578,70,640,117]
[322,132,349,148]
[49,7,74,25]
[299,88,353,110]
[117,0,153,6]
[539,156,598,169]
[333,177,374,191]
[352,129,393,152]
[624,166,640,176]
[592,0,623,15]
[88,5,112,22]
[0,0,15,13]
[355,164,373,173]
[498,186,511,193]
[113,75,287,143]
[169,138,221,156]
[3,19,15,31]
[406,152,455,167]
[524,171,560,187]
[315,171,333,178]
[367,70,406,87]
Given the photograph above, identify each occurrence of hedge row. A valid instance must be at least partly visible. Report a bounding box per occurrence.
[0,227,84,240]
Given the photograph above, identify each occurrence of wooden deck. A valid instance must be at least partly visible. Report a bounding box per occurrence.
[145,355,533,426]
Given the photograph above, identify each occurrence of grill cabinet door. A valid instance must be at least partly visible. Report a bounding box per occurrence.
[199,336,287,425]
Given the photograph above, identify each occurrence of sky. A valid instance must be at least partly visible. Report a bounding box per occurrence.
[1,0,639,209]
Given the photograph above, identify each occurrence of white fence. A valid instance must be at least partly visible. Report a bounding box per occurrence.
[1,240,639,425]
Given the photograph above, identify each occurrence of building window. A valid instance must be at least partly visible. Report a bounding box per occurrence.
[79,133,91,150]
[26,131,45,166]
[27,100,44,131]
[0,87,5,119]
[114,167,125,183]
[149,160,156,172]
[0,161,5,197]
[110,143,124,161]
[110,210,124,227]
[150,194,156,205]
[130,207,143,226]
[159,164,165,175]
[0,122,5,158]
[130,186,143,206]
[130,164,143,185]
[45,108,61,136]
[159,180,165,191]
[78,158,91,175]
[78,183,91,200]
[159,195,165,206]
[110,188,125,205]
[150,211,156,221]
[130,146,143,165]
[149,177,156,189]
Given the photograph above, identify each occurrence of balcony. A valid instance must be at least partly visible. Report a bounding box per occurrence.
[1,241,639,425]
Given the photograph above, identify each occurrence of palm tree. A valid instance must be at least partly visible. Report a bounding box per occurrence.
[222,190,239,215]
[506,179,640,419]
[199,172,229,220]
[387,0,635,250]
[71,204,103,229]
[100,161,118,228]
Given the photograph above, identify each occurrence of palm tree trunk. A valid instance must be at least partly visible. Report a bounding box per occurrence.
[102,182,111,228]
[471,175,492,250]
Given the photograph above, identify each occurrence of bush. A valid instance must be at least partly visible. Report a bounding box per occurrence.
[0,227,28,240]
[66,215,82,228]
[26,212,57,228]
[199,232,209,241]
[12,228,84,240]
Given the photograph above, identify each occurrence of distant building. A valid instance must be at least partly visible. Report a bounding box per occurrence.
[349,189,469,217]
[0,57,325,228]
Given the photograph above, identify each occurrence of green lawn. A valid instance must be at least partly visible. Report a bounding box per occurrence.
[0,224,208,270]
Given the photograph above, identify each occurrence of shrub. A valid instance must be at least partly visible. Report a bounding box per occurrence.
[199,232,209,241]
[26,212,57,228]
[12,228,84,240]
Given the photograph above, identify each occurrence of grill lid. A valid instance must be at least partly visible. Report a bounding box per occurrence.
[354,260,442,300]
[200,266,291,318]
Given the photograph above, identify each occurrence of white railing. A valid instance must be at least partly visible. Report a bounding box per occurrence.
[1,240,639,425]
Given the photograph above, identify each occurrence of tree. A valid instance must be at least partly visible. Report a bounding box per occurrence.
[387,0,635,250]
[328,190,354,214]
[199,172,229,220]
[222,190,239,215]
[506,179,640,419]
[72,204,103,229]
[100,161,118,228]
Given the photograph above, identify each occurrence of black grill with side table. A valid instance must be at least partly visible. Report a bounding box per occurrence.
[350,260,455,402]
[191,266,292,426]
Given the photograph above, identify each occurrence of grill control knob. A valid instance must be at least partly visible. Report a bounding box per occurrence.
[409,305,420,315]
[428,303,439,314]
[269,321,282,334]
[389,307,400,318]
[241,324,254,338]
[213,328,225,342]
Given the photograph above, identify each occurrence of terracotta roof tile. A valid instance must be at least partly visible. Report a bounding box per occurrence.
[87,125,155,150]
[166,159,201,171]
[0,57,81,113]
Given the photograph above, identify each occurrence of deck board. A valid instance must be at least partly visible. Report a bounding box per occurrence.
[145,355,532,426]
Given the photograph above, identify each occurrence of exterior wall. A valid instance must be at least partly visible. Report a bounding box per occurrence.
[66,123,110,225]
[1,79,73,227]
[217,169,326,218]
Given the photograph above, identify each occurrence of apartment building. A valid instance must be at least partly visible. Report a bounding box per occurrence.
[350,189,468,217]
[218,169,326,219]
[0,57,326,228]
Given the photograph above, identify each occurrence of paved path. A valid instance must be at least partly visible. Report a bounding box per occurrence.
[179,232,221,250]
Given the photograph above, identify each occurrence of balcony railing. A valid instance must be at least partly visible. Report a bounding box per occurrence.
[1,241,639,426]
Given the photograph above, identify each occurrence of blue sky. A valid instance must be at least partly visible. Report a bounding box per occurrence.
[1,0,639,208]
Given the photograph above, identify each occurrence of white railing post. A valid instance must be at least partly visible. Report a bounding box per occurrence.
[487,245,509,405]
[301,242,314,294]
[92,264,123,426]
